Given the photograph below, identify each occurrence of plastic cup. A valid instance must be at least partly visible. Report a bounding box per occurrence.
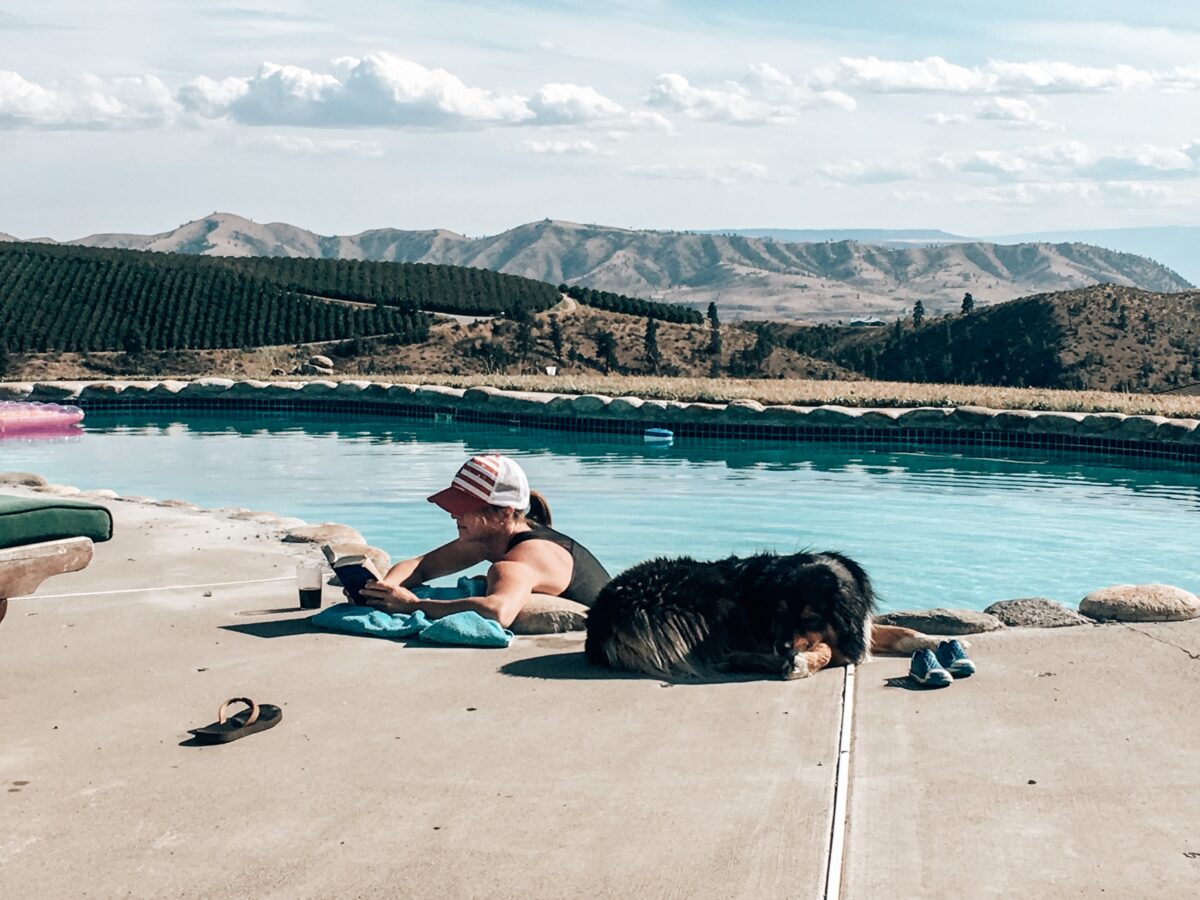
[297,561,324,609]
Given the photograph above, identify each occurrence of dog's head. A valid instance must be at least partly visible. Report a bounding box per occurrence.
[761,552,873,661]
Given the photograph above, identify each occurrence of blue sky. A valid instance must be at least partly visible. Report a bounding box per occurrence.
[2,1,1199,239]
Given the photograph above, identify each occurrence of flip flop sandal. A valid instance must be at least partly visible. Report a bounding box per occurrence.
[188,697,282,744]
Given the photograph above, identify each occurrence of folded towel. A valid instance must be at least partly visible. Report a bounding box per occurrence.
[417,611,513,648]
[311,604,430,638]
[310,598,513,648]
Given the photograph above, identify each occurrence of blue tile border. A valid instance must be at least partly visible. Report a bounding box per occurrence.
[70,395,1200,467]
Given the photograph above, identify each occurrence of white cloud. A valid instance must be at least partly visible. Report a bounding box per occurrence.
[628,110,676,134]
[815,57,992,94]
[645,64,854,125]
[929,98,1055,130]
[1079,141,1200,180]
[0,70,178,129]
[177,75,250,118]
[527,83,623,123]
[932,139,1200,183]
[925,111,969,126]
[822,139,1195,187]
[238,133,384,156]
[935,140,1093,180]
[985,60,1155,93]
[180,54,535,127]
[647,73,788,125]
[626,160,769,183]
[179,54,650,132]
[967,180,1199,208]
[975,97,1037,122]
[812,55,1200,95]
[818,160,924,184]
[744,63,857,111]
[519,139,603,155]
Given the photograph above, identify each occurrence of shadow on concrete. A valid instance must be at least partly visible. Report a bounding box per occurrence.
[882,675,951,692]
[220,618,319,639]
[499,651,771,684]
[499,651,633,680]
[177,736,214,748]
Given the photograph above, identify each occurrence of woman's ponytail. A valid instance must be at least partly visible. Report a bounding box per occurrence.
[526,490,552,526]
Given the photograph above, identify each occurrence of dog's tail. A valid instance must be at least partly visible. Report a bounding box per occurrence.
[588,606,716,679]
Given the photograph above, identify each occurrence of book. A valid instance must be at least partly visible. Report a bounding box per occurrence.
[320,545,384,604]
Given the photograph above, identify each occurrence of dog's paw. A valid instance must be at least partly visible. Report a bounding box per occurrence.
[783,659,815,680]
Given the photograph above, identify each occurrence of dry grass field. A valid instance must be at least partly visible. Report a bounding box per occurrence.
[397,373,1200,418]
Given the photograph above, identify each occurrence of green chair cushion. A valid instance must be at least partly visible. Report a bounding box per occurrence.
[0,495,114,550]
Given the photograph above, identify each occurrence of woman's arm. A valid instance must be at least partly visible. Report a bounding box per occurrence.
[364,540,574,628]
[362,559,538,628]
[382,538,488,588]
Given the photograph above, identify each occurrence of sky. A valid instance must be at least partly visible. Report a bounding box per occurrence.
[2,0,1200,240]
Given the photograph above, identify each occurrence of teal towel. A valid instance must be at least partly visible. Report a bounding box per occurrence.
[417,611,513,648]
[310,603,513,648]
[311,604,430,638]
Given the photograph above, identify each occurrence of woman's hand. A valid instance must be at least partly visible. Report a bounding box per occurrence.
[357,580,421,614]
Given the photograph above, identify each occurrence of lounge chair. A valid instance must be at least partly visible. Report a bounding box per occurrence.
[0,496,113,626]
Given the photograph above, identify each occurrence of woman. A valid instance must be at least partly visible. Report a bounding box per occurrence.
[359,454,611,628]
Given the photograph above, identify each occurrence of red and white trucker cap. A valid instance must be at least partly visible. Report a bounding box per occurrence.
[427,454,531,516]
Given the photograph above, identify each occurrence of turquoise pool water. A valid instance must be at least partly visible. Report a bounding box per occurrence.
[4,409,1198,612]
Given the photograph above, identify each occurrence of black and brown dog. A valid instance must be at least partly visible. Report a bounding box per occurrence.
[585,550,937,680]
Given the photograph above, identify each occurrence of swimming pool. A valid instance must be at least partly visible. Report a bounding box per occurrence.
[5,409,1198,612]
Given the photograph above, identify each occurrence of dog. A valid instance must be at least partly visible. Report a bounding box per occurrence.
[585,550,938,680]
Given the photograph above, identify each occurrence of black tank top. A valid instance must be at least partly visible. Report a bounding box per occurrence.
[506,523,612,607]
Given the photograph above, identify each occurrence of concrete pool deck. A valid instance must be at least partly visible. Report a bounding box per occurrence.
[2,494,1199,898]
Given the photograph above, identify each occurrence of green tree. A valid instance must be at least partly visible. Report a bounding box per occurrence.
[507,300,534,359]
[961,292,975,315]
[594,330,618,373]
[548,315,564,360]
[706,301,722,358]
[912,300,926,328]
[0,341,9,378]
[643,317,660,373]
[122,323,146,357]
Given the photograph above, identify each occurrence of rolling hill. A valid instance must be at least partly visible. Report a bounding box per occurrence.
[48,214,1191,322]
[0,242,429,352]
[984,226,1200,288]
[781,284,1200,393]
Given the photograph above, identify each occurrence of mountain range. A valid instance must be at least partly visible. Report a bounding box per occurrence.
[3,214,1191,322]
[712,225,1200,287]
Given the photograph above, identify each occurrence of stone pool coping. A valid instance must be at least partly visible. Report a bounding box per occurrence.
[5,377,1200,463]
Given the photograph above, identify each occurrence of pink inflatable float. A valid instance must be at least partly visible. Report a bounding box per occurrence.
[0,401,85,437]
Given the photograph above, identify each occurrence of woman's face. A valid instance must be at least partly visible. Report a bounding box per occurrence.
[451,506,505,541]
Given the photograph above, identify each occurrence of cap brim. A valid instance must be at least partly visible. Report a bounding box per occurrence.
[427,486,490,516]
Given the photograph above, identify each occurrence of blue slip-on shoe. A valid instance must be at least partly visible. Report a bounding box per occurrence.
[909,649,953,688]
[935,639,977,678]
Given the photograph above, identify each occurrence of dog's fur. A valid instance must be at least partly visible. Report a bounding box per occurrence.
[585,550,938,680]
